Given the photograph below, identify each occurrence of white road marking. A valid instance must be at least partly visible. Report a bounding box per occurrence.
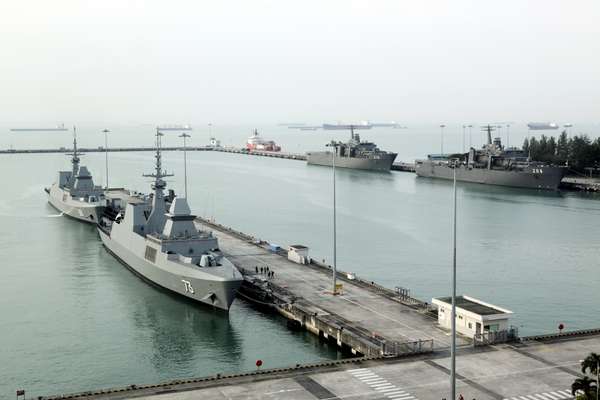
[371,383,394,388]
[377,387,401,393]
[542,393,562,400]
[351,369,372,375]
[361,376,384,381]
[389,395,415,400]
[359,376,381,381]
[385,390,409,395]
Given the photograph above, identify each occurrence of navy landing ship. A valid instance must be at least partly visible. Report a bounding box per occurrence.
[307,126,397,171]
[98,131,242,311]
[46,127,106,223]
[415,125,566,190]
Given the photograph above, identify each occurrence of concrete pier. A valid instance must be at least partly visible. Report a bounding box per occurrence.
[32,220,600,399]
[196,217,471,356]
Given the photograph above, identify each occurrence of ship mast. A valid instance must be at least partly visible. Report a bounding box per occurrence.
[69,126,80,190]
[482,124,494,146]
[143,128,174,234]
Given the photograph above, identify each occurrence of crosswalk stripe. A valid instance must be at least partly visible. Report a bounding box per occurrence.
[541,393,561,400]
[348,368,367,372]
[384,391,408,396]
[359,375,379,380]
[352,370,373,375]
[388,395,414,400]
[363,378,387,385]
[518,396,531,400]
[377,387,400,393]
[371,383,394,388]
[558,391,573,397]
[354,372,375,377]
[551,392,569,399]
[374,385,395,390]
[546,393,564,400]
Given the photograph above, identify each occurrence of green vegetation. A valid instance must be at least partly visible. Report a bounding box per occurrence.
[523,131,600,172]
[571,352,599,400]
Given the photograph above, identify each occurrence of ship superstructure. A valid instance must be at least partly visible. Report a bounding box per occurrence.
[246,129,281,152]
[415,125,566,190]
[98,130,242,311]
[46,127,107,223]
[307,126,397,171]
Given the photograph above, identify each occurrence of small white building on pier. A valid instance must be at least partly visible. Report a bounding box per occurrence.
[432,295,512,338]
[288,245,309,265]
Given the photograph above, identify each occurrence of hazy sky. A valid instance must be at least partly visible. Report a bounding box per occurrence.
[1,0,599,125]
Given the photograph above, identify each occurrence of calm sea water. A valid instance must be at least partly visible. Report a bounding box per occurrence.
[1,123,600,397]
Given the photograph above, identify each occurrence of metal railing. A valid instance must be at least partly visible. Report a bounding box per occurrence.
[473,327,519,346]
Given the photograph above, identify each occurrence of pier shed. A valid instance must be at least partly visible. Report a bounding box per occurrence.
[432,295,512,338]
[288,245,309,265]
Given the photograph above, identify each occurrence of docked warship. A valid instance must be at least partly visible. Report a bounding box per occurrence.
[98,131,243,311]
[415,125,566,190]
[307,126,397,171]
[46,127,107,223]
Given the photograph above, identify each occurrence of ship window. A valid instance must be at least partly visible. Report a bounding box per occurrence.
[144,246,157,263]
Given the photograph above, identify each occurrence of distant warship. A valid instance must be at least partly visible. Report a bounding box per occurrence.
[415,125,566,190]
[46,127,107,223]
[307,126,397,171]
[98,130,242,311]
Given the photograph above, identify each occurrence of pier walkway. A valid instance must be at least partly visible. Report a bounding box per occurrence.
[196,218,470,354]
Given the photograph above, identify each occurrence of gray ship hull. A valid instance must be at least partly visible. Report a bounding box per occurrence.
[98,227,241,311]
[307,152,397,171]
[47,184,104,223]
[415,161,565,190]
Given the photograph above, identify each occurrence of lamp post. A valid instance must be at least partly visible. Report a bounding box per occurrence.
[564,124,573,166]
[450,158,458,400]
[506,124,510,148]
[326,140,339,295]
[179,133,191,199]
[101,129,110,189]
[440,124,446,156]
[462,125,466,153]
[468,125,473,149]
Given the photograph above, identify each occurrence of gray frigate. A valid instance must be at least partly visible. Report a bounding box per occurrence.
[46,127,107,223]
[415,125,566,190]
[98,131,243,311]
[307,126,397,171]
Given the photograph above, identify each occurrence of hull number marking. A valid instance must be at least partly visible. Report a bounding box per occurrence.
[182,280,195,294]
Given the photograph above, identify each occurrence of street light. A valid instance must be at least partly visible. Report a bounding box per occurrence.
[440,124,446,156]
[506,124,511,148]
[101,129,110,189]
[462,125,466,153]
[326,140,339,295]
[179,132,191,199]
[450,158,458,400]
[468,125,473,149]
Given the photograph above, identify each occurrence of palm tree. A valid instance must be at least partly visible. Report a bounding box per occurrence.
[582,353,600,375]
[572,376,597,399]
